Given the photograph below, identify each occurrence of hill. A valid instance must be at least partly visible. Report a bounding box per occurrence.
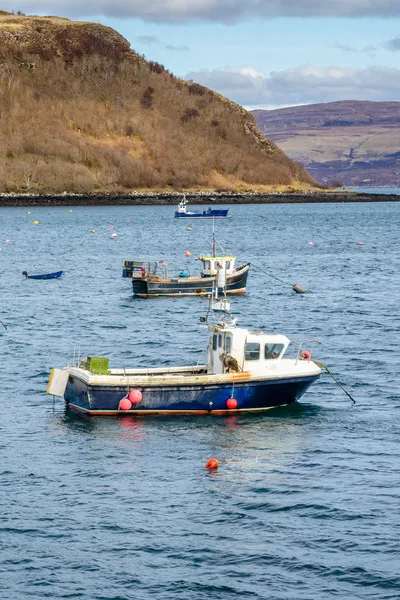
[252,101,400,188]
[0,11,316,194]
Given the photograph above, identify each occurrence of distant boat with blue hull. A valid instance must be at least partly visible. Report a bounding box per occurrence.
[175,197,230,219]
[23,270,63,280]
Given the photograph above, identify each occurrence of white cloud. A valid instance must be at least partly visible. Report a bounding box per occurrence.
[3,0,400,23]
[185,64,400,108]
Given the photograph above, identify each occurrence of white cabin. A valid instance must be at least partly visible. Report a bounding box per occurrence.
[207,324,290,375]
[198,255,236,278]
[177,198,188,214]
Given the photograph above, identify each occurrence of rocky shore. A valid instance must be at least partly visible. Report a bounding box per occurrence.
[0,191,399,206]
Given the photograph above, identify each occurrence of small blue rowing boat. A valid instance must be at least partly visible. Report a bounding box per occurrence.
[23,271,63,280]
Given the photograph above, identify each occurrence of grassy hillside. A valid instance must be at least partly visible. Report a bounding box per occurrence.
[252,101,400,187]
[0,11,316,194]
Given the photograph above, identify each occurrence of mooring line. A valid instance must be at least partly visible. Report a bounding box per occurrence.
[313,359,356,404]
[249,263,309,293]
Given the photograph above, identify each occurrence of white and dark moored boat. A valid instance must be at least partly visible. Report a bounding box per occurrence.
[46,307,321,416]
[122,254,250,298]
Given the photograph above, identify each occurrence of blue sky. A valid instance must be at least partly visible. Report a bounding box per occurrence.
[4,1,400,109]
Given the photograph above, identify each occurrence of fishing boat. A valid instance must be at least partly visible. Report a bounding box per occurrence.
[122,229,249,297]
[46,304,321,416]
[123,256,249,297]
[23,270,63,280]
[175,197,230,219]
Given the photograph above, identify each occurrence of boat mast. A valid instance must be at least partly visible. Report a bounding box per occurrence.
[212,217,216,258]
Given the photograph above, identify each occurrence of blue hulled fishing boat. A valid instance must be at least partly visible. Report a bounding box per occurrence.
[175,197,230,219]
[46,306,321,416]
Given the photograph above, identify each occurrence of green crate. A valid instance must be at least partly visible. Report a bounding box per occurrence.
[85,356,110,375]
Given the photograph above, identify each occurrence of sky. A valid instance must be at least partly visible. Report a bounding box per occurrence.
[3,1,400,110]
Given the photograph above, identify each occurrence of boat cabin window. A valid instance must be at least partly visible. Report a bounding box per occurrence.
[225,335,232,354]
[265,343,284,359]
[218,334,223,348]
[212,335,218,351]
[226,260,231,270]
[204,260,211,270]
[245,343,260,361]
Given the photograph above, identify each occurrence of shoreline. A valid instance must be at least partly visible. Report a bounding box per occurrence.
[0,191,399,206]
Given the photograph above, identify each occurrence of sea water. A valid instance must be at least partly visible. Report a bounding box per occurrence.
[0,201,399,599]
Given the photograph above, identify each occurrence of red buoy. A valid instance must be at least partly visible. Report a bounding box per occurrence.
[226,398,238,409]
[128,389,143,404]
[301,350,311,360]
[185,251,191,257]
[119,398,132,411]
[206,458,219,469]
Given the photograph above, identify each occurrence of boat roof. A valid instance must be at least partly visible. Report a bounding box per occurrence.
[197,255,235,261]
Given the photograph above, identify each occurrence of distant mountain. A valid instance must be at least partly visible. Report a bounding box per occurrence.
[252,101,400,187]
[0,11,316,194]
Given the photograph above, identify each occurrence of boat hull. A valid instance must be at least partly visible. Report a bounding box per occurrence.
[132,264,249,297]
[65,373,319,416]
[26,271,63,280]
[175,209,229,218]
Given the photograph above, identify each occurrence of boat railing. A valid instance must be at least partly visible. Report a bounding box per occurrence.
[294,340,321,364]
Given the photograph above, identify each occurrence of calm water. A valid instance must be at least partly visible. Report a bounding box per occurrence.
[1,202,399,600]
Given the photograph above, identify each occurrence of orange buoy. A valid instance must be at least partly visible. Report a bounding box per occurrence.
[358,241,364,245]
[226,398,238,409]
[185,251,191,257]
[128,389,142,404]
[301,350,311,360]
[206,458,219,469]
[119,398,132,411]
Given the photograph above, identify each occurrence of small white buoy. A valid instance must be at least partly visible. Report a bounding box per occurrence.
[307,241,314,247]
[357,241,364,246]
[111,233,117,239]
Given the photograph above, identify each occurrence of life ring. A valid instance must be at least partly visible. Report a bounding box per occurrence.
[141,267,146,278]
[301,350,311,360]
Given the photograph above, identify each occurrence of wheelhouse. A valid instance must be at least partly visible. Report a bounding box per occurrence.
[207,326,290,375]
[198,255,236,278]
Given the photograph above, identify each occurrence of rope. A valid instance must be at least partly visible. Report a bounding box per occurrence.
[0,320,7,330]
[313,360,356,404]
[250,262,292,286]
